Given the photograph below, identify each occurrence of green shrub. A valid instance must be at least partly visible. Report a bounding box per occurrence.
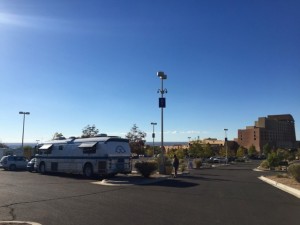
[179,163,186,172]
[235,158,245,162]
[164,158,172,167]
[267,152,280,168]
[193,159,202,169]
[288,163,300,182]
[134,161,158,178]
[260,160,269,169]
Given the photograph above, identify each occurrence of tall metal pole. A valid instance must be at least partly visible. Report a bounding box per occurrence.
[160,77,164,154]
[188,136,191,156]
[151,122,157,156]
[157,71,167,174]
[36,140,40,156]
[224,128,228,164]
[19,111,30,151]
[187,136,191,169]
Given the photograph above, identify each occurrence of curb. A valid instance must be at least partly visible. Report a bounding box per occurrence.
[0,221,41,225]
[258,176,300,199]
[92,174,170,186]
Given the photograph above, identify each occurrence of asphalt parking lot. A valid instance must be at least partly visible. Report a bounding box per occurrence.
[1,162,300,225]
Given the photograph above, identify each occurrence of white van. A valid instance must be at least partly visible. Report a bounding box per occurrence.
[0,155,28,170]
[35,136,132,178]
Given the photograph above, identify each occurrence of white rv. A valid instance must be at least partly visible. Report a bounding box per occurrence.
[35,136,132,178]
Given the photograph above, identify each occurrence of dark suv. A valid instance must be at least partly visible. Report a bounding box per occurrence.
[0,155,28,171]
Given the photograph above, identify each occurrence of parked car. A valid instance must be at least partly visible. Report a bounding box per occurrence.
[27,158,36,172]
[207,157,227,163]
[0,155,28,171]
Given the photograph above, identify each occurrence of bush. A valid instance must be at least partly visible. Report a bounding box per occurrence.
[179,163,186,172]
[193,159,202,169]
[288,163,300,182]
[267,152,280,168]
[260,160,269,169]
[134,161,158,178]
[235,158,245,162]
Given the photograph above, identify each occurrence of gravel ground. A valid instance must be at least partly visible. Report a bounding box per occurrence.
[266,175,300,190]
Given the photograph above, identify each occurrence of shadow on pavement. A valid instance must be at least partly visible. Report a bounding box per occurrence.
[181,174,231,182]
[142,178,198,188]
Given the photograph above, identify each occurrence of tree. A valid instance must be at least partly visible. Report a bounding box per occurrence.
[166,147,185,160]
[276,148,289,161]
[0,142,8,148]
[81,124,99,138]
[203,143,213,158]
[263,143,272,156]
[236,146,246,158]
[219,146,235,158]
[296,148,300,160]
[52,132,65,140]
[125,124,146,154]
[24,146,33,159]
[188,140,203,158]
[248,145,257,157]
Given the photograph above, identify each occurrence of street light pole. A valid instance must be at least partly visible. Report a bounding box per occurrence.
[19,111,30,151]
[224,128,228,164]
[157,71,167,174]
[151,122,157,157]
[36,139,40,155]
[187,136,191,169]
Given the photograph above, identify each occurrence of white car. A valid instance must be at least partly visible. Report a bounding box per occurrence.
[0,155,28,171]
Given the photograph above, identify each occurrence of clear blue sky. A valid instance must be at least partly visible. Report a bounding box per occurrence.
[0,0,299,143]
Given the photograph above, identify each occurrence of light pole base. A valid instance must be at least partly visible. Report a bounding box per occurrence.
[158,163,166,174]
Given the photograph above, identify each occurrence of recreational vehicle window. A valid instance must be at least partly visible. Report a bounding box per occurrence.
[39,144,53,154]
[78,142,97,154]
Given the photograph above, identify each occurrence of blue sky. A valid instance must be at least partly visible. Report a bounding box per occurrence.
[0,0,299,143]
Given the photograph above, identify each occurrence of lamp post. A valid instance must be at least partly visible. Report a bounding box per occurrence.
[157,71,167,174]
[188,137,191,153]
[36,139,40,155]
[187,136,191,169]
[151,122,157,157]
[19,111,30,151]
[224,128,228,163]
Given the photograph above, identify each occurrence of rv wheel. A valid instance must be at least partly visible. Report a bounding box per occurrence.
[83,163,93,178]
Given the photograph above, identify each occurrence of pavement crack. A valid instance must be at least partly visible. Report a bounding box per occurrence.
[8,206,16,220]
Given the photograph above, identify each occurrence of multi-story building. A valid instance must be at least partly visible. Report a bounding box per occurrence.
[237,114,297,153]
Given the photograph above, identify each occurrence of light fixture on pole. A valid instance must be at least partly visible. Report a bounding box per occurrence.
[151,122,157,157]
[157,71,167,174]
[224,128,228,163]
[19,111,30,151]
